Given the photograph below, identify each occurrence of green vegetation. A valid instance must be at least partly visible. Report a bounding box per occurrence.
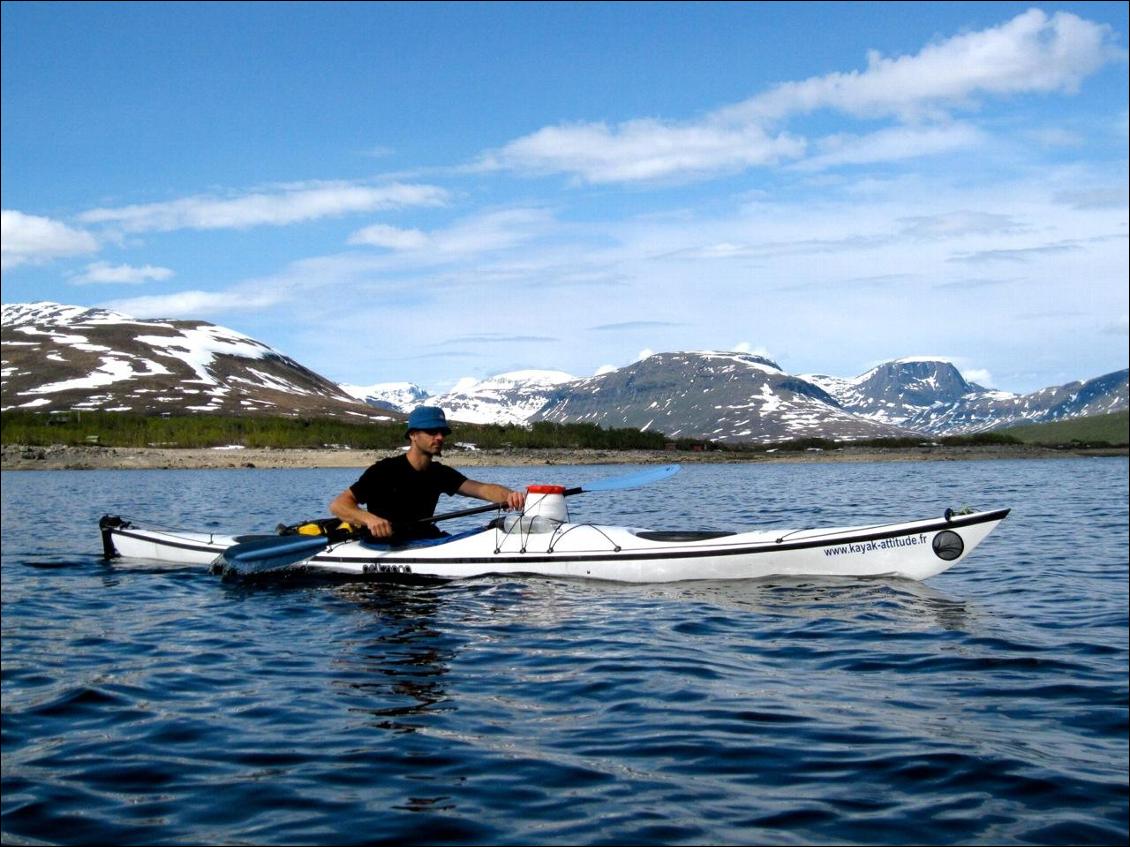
[1,410,398,449]
[0,411,678,451]
[727,420,1129,453]
[467,420,673,450]
[3,409,1125,452]
[861,432,1025,447]
[1000,410,1128,447]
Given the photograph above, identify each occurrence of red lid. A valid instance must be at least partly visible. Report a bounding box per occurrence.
[527,484,566,494]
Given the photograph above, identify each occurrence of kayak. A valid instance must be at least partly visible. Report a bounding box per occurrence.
[98,505,1010,583]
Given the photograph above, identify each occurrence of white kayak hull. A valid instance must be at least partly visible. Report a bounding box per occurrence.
[100,508,1010,583]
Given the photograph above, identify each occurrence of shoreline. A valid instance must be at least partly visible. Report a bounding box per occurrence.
[2,442,1125,471]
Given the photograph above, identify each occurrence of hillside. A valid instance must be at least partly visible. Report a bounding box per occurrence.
[1002,410,1129,446]
[534,351,917,444]
[2,302,392,422]
[4,302,1127,445]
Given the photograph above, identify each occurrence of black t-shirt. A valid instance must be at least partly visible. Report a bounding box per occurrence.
[350,454,467,541]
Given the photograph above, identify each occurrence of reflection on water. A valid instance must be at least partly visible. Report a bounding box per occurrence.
[601,575,973,631]
[335,584,454,733]
[1,459,1126,845]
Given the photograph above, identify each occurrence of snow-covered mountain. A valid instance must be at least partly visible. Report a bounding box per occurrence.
[1,302,392,421]
[429,370,578,425]
[807,358,1128,435]
[4,302,1125,442]
[340,381,430,413]
[339,370,577,425]
[444,353,1125,443]
[533,351,917,444]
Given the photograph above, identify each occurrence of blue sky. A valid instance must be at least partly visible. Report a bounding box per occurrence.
[3,1,1127,395]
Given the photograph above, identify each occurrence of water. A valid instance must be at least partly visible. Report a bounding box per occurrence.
[2,459,1127,845]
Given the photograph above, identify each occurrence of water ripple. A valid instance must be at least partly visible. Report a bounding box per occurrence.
[2,460,1127,844]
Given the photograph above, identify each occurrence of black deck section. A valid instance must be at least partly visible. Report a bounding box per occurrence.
[634,530,738,542]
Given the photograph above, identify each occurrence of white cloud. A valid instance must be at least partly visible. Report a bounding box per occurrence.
[480,10,1122,185]
[961,368,995,387]
[898,210,1026,239]
[432,208,553,255]
[97,208,558,321]
[732,342,773,358]
[794,123,984,171]
[105,288,286,318]
[72,261,174,285]
[1027,127,1086,148]
[78,181,449,233]
[479,119,805,184]
[1053,187,1130,210]
[348,224,429,250]
[731,9,1122,122]
[1,210,99,270]
[348,208,554,256]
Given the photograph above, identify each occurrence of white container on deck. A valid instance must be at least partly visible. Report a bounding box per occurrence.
[503,484,568,533]
[524,485,568,522]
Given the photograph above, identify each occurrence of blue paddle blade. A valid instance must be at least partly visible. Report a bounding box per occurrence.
[577,464,681,493]
[215,534,330,575]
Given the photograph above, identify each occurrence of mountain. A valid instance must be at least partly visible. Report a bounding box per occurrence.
[808,358,1129,435]
[4,302,1125,443]
[429,370,578,425]
[340,381,430,413]
[1,302,393,422]
[808,358,992,424]
[489,353,1126,443]
[339,371,577,425]
[533,351,918,444]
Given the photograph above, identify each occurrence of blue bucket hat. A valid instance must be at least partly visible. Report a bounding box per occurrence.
[405,406,451,437]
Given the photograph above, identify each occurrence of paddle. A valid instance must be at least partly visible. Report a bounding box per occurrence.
[216,463,681,576]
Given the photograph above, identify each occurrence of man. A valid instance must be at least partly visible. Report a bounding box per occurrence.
[329,406,525,544]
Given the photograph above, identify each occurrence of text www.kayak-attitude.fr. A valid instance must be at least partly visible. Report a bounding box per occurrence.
[823,534,930,557]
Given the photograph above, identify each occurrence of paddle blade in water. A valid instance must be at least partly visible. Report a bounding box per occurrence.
[214,535,329,576]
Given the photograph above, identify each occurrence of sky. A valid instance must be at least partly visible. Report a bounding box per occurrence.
[2,1,1127,396]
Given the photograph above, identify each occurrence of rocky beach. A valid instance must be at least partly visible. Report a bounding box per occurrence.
[2,442,1122,471]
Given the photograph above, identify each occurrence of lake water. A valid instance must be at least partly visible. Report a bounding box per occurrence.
[2,458,1127,845]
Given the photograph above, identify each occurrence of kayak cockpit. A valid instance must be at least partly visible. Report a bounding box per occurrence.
[633,530,739,542]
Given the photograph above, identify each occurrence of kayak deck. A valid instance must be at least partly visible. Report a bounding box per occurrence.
[99,508,1010,583]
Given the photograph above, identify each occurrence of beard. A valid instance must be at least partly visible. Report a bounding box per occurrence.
[412,435,444,457]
